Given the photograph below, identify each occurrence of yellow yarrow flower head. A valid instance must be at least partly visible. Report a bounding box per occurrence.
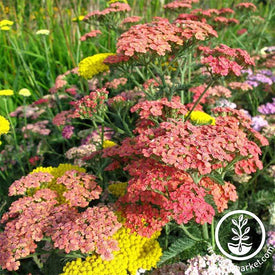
[61,226,162,275]
[0,26,10,31]
[19,88,31,97]
[0,115,10,135]
[72,15,85,22]
[107,0,128,4]
[0,89,14,96]
[102,140,117,148]
[108,182,128,197]
[185,111,216,125]
[0,19,14,27]
[78,53,115,79]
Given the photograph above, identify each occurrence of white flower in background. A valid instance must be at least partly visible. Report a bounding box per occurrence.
[216,98,237,109]
[18,88,31,97]
[36,29,50,35]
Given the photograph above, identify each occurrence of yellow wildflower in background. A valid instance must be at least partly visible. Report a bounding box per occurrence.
[19,88,31,97]
[0,19,14,27]
[0,89,14,96]
[107,0,128,4]
[61,226,162,275]
[108,182,128,197]
[72,15,85,22]
[185,111,216,125]
[36,29,50,35]
[102,140,117,148]
[0,26,10,31]
[0,115,10,135]
[78,53,115,79]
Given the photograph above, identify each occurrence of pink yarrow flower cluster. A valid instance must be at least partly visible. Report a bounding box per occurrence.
[235,2,257,12]
[102,101,267,236]
[0,169,121,271]
[52,110,72,126]
[47,205,120,259]
[22,120,51,137]
[163,1,192,10]
[84,2,131,21]
[115,159,215,237]
[116,17,184,57]
[56,170,101,207]
[80,30,102,41]
[190,84,232,104]
[104,77,127,89]
[121,16,142,25]
[199,44,255,76]
[9,172,54,196]
[70,88,108,119]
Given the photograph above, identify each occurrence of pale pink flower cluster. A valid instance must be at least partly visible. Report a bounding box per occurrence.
[81,126,114,144]
[121,16,142,25]
[104,77,128,89]
[0,169,122,271]
[9,172,54,196]
[10,105,45,119]
[164,1,192,10]
[65,144,97,161]
[56,170,101,207]
[190,84,232,105]
[52,110,72,126]
[49,68,78,94]
[48,205,121,259]
[80,30,102,41]
[228,81,253,91]
[22,120,51,137]
[0,189,58,271]
[84,2,131,21]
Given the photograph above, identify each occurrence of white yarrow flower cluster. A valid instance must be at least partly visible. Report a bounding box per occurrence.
[36,29,50,35]
[185,254,241,275]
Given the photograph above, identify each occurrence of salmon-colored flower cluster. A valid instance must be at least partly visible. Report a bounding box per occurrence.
[104,77,128,89]
[56,170,101,207]
[175,7,238,27]
[116,18,183,57]
[102,99,268,236]
[52,110,72,126]
[228,81,253,91]
[47,205,121,259]
[84,2,131,21]
[0,166,122,271]
[163,1,192,10]
[22,120,51,137]
[190,84,232,104]
[9,172,54,196]
[175,19,218,41]
[235,2,257,12]
[71,88,109,119]
[201,177,238,212]
[199,44,255,76]
[121,16,142,25]
[116,159,215,237]
[80,30,102,41]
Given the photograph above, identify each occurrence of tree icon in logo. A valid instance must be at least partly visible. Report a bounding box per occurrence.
[215,210,266,261]
[227,214,253,256]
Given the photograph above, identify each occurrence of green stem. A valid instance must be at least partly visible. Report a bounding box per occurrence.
[180,224,201,242]
[3,98,18,149]
[32,254,43,270]
[202,223,209,240]
[185,80,215,122]
[211,217,215,249]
